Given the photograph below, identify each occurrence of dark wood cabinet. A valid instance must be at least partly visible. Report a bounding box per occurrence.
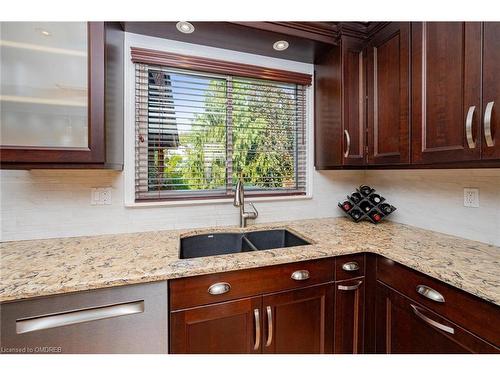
[334,277,364,353]
[411,22,482,164]
[0,22,123,169]
[170,297,262,354]
[169,259,335,354]
[314,21,500,169]
[262,284,334,354]
[376,283,498,353]
[482,22,500,160]
[341,36,366,166]
[366,22,410,165]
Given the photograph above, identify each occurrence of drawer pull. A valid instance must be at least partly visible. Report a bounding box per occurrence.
[416,285,445,303]
[465,105,476,149]
[265,306,273,347]
[16,301,144,334]
[484,101,495,147]
[342,261,360,272]
[338,280,363,291]
[291,270,310,281]
[410,304,454,335]
[253,308,261,351]
[208,282,231,295]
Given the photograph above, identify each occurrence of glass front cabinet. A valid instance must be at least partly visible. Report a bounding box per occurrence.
[0,22,117,167]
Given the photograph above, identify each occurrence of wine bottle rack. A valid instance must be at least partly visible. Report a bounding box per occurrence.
[337,185,396,224]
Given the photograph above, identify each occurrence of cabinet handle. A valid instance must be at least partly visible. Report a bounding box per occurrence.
[410,304,454,335]
[342,261,360,272]
[344,129,351,157]
[253,308,261,351]
[207,282,231,295]
[416,284,445,303]
[338,280,363,291]
[16,301,144,334]
[465,105,476,149]
[484,101,495,147]
[291,270,310,281]
[265,306,273,347]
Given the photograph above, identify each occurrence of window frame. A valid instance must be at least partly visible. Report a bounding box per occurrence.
[124,35,314,207]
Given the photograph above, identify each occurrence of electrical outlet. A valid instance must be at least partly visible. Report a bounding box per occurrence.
[90,187,113,205]
[464,188,479,208]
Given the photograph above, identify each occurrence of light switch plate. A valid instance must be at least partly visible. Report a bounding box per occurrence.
[464,188,479,208]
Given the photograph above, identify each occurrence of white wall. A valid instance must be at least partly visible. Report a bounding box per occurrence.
[0,169,363,241]
[364,169,500,246]
[2,168,500,245]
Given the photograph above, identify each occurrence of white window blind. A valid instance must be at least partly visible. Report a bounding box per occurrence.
[135,63,307,201]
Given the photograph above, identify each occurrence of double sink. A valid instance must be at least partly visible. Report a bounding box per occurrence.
[180,229,311,259]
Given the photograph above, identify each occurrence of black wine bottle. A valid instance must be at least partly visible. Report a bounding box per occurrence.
[369,194,382,205]
[360,201,373,213]
[350,192,362,203]
[360,185,373,196]
[349,209,362,221]
[379,203,393,214]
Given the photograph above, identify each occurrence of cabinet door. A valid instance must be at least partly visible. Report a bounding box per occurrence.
[411,22,482,164]
[367,23,410,165]
[334,277,364,353]
[0,22,105,164]
[262,284,334,354]
[375,283,498,354]
[170,297,262,354]
[342,36,366,165]
[482,22,500,160]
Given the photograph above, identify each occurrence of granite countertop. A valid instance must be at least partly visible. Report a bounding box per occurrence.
[1,217,499,305]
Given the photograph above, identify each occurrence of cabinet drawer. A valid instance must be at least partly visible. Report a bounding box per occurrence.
[335,254,365,281]
[170,258,335,310]
[0,281,168,353]
[377,256,500,347]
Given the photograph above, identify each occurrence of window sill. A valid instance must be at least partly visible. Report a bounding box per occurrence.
[125,193,312,208]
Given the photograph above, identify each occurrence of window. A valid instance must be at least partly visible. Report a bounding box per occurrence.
[134,53,309,201]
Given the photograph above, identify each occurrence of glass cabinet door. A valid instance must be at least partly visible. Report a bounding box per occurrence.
[1,22,88,148]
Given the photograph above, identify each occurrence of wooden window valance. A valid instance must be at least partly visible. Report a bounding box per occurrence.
[130,47,312,86]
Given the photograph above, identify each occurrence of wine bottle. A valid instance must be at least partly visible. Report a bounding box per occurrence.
[350,192,362,203]
[360,185,373,196]
[360,201,373,213]
[341,201,352,212]
[379,203,393,214]
[369,193,382,205]
[350,209,362,221]
[370,211,382,222]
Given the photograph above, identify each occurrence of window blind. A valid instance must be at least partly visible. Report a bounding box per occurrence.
[135,63,307,201]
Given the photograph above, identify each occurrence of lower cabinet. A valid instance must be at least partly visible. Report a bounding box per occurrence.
[170,283,334,354]
[262,284,334,354]
[375,283,498,353]
[334,277,365,353]
[170,297,262,354]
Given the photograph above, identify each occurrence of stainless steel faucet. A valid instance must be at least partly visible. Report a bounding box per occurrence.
[233,177,258,228]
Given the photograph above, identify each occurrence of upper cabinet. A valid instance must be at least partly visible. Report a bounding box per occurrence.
[482,22,500,160]
[0,22,123,169]
[314,22,500,169]
[411,22,482,164]
[366,22,410,165]
[341,36,366,166]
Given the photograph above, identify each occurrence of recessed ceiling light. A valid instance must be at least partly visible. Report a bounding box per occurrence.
[273,40,289,51]
[176,22,195,34]
[35,28,51,37]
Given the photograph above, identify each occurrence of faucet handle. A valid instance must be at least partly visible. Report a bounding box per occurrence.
[248,202,259,219]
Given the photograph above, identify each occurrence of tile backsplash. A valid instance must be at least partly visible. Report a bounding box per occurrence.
[0,169,362,241]
[1,168,499,246]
